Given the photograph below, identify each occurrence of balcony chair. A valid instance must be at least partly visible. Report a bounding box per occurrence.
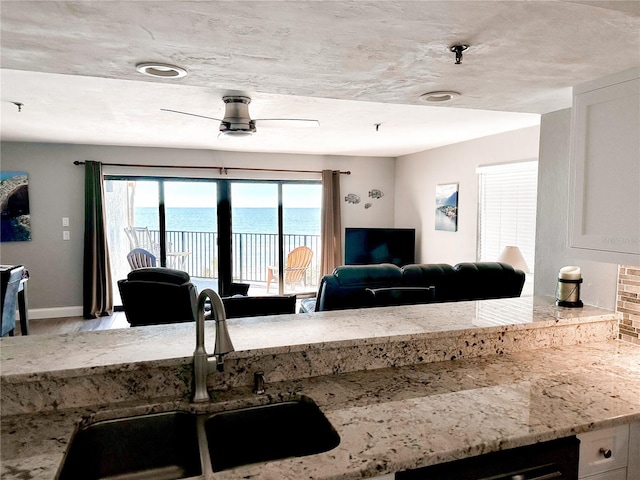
[124,226,161,255]
[127,248,157,270]
[266,246,313,293]
[124,226,189,270]
[117,267,197,327]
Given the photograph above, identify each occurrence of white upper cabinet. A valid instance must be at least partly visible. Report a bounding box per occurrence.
[568,67,640,264]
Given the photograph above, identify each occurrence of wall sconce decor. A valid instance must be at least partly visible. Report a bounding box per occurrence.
[345,193,360,205]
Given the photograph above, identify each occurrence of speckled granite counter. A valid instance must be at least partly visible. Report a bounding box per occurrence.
[1,296,637,479]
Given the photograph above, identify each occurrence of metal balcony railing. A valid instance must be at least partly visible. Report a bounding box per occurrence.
[150,230,321,287]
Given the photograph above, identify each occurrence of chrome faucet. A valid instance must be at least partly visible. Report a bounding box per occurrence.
[193,288,235,403]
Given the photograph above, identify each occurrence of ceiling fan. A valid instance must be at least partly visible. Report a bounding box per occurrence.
[161,95,320,136]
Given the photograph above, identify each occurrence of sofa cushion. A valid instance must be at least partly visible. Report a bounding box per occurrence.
[401,264,457,301]
[366,286,435,307]
[334,263,402,286]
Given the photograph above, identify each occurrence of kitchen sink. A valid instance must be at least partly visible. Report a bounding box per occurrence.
[204,398,340,472]
[57,398,340,478]
[57,411,201,480]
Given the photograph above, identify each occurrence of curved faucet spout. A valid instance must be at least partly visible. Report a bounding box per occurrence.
[193,288,235,402]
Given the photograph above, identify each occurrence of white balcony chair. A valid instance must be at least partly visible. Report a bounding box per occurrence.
[124,226,189,269]
[127,248,157,270]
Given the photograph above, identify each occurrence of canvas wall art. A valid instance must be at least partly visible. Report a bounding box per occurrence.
[1,171,32,242]
[435,183,458,232]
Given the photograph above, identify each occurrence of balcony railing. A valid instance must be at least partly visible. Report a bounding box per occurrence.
[150,230,321,287]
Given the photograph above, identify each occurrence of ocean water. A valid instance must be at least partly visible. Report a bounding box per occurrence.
[135,207,321,235]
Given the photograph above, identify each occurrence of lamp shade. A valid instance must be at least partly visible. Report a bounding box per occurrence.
[497,246,530,273]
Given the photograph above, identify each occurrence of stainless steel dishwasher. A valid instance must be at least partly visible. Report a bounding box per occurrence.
[396,436,580,480]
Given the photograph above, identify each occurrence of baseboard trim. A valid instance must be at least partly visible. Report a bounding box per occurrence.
[26,306,84,320]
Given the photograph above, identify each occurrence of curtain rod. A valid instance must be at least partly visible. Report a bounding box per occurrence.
[73,161,350,175]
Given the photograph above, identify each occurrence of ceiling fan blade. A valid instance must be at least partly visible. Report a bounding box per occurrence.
[160,108,223,122]
[254,118,320,128]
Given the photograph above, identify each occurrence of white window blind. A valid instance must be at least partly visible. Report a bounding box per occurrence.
[477,161,538,273]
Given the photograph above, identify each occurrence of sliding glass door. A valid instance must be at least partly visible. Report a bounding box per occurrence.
[104,179,161,305]
[164,181,217,282]
[104,178,219,304]
[282,184,321,295]
[229,181,321,296]
[231,183,279,293]
[105,175,321,305]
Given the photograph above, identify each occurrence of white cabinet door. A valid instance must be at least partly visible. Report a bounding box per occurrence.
[568,68,640,264]
[578,424,630,478]
[629,422,640,480]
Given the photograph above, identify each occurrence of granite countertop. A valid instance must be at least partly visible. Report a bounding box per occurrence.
[0,296,619,376]
[1,340,639,480]
[1,296,637,479]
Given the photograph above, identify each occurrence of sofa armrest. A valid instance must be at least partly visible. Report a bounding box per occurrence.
[453,262,525,299]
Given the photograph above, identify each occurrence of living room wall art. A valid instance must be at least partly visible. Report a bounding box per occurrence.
[435,183,458,232]
[1,171,32,242]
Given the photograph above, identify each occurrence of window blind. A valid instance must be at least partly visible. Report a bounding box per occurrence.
[477,161,538,273]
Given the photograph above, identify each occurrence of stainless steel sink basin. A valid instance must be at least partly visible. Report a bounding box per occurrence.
[204,399,340,472]
[57,411,201,480]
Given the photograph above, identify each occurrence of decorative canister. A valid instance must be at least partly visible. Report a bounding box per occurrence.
[555,266,583,308]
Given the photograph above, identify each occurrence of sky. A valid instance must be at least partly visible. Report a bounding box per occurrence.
[133,180,322,208]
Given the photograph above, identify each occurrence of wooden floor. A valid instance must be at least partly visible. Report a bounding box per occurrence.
[16,312,130,336]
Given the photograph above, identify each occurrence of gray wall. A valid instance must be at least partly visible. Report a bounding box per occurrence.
[0,143,85,313]
[534,109,618,309]
[395,126,540,265]
[0,142,395,315]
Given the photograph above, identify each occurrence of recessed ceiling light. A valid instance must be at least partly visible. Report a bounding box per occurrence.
[135,63,187,78]
[419,91,461,103]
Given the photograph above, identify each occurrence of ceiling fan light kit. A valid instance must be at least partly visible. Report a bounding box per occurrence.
[135,62,187,78]
[219,96,256,135]
[161,95,319,137]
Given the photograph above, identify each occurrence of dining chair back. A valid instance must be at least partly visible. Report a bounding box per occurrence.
[127,248,157,270]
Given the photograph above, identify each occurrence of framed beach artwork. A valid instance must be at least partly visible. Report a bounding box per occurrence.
[1,171,32,242]
[435,183,458,232]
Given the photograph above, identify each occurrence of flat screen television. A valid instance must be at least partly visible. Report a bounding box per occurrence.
[344,227,415,267]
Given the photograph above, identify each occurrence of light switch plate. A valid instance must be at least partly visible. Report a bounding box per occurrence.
[62,217,69,227]
[63,231,70,240]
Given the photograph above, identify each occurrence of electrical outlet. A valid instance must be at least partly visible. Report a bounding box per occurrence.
[63,231,70,241]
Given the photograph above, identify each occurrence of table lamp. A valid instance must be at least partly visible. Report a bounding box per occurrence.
[496,246,530,273]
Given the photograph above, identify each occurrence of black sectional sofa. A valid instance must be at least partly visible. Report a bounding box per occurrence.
[300,262,526,313]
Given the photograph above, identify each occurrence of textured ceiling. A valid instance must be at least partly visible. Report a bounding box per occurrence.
[1,1,639,156]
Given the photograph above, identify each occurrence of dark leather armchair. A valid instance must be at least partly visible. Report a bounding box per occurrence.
[118,268,197,327]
